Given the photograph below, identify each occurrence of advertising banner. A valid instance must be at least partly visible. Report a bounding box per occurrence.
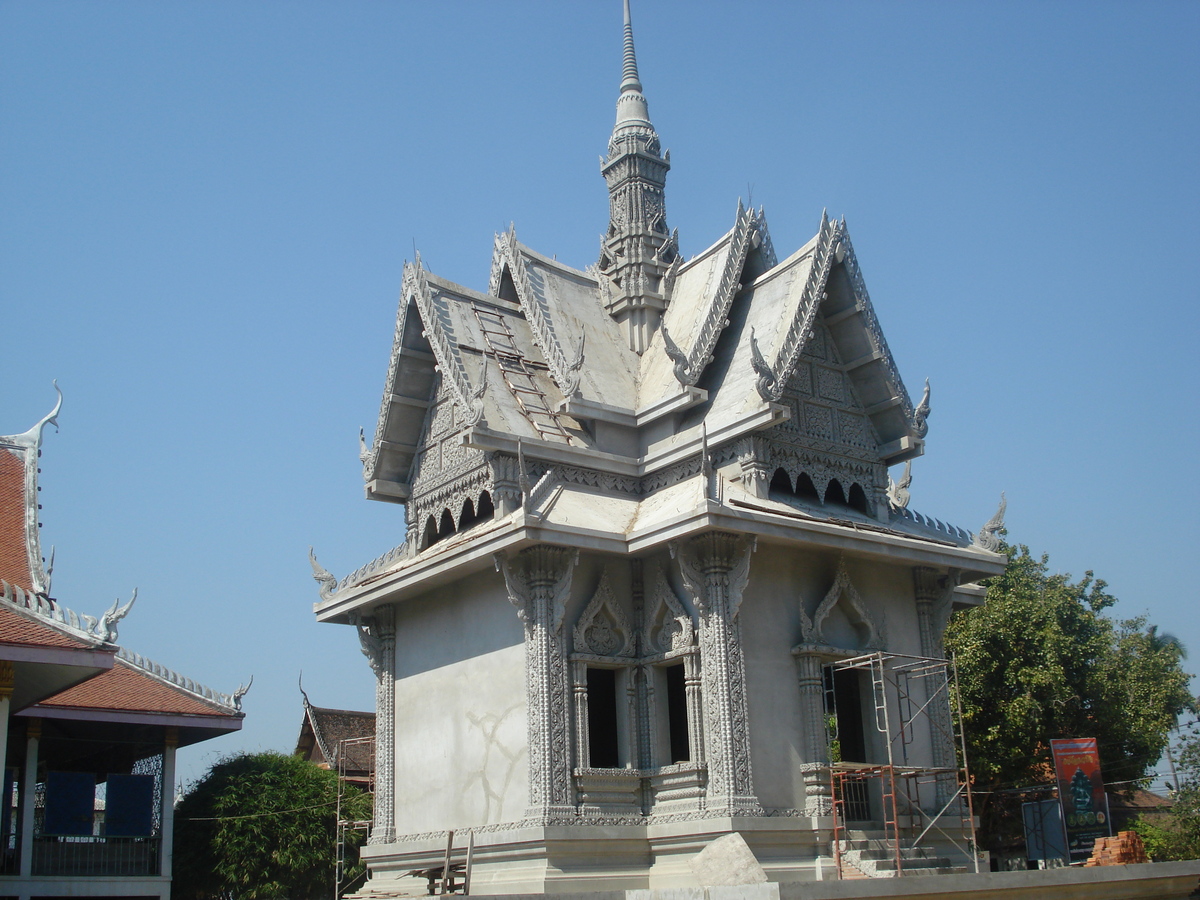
[1050,737,1111,859]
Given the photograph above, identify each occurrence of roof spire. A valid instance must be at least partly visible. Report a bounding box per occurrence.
[621,0,642,94]
[599,0,677,354]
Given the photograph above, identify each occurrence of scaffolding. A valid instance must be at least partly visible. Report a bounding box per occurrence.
[335,735,376,899]
[823,651,981,879]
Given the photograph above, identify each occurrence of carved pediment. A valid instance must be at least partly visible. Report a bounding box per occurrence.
[800,560,882,650]
[574,566,634,658]
[642,564,694,655]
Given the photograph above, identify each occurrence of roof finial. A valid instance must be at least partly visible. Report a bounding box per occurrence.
[621,0,642,94]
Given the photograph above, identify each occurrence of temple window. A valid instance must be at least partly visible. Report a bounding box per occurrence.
[585,667,621,768]
[663,662,690,763]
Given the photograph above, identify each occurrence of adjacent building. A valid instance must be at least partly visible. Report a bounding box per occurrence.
[1,388,245,900]
[313,2,1007,891]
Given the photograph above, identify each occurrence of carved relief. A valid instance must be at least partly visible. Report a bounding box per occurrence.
[800,559,882,650]
[574,567,634,658]
[642,564,695,655]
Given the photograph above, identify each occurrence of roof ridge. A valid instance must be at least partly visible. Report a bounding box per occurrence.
[115,646,245,713]
[1,578,109,647]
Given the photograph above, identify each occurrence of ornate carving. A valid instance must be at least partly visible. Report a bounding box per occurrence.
[362,605,396,844]
[671,533,761,815]
[574,566,634,658]
[666,201,754,386]
[972,493,1007,552]
[803,559,882,650]
[309,548,338,602]
[495,546,579,820]
[913,378,931,438]
[642,564,694,654]
[755,210,837,401]
[98,589,136,643]
[887,460,912,511]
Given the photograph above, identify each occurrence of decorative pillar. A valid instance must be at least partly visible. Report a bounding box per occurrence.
[572,660,590,770]
[674,532,762,817]
[737,438,770,500]
[356,605,397,844]
[19,718,40,877]
[0,661,13,786]
[496,545,579,823]
[913,567,956,805]
[682,653,705,767]
[792,648,832,814]
[160,726,178,878]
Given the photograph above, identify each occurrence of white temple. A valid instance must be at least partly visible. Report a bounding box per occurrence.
[313,2,1008,890]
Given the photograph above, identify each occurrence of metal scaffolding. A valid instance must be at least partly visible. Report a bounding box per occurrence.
[824,651,981,879]
[335,735,376,899]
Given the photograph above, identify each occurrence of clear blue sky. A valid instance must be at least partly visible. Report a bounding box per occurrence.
[2,1,1197,788]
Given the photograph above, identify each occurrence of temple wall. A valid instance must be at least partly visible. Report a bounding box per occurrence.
[740,543,932,812]
[392,568,528,834]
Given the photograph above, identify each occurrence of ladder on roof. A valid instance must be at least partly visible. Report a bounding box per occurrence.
[471,302,573,445]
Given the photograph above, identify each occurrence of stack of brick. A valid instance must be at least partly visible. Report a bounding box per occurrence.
[1084,831,1150,866]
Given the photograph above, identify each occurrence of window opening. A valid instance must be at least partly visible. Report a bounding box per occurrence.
[586,667,620,768]
[664,663,690,763]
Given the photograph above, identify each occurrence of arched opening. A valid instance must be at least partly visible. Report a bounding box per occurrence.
[458,497,476,529]
[438,509,456,540]
[769,468,794,495]
[477,490,495,519]
[824,479,847,506]
[795,473,821,503]
[848,483,871,516]
[423,516,438,549]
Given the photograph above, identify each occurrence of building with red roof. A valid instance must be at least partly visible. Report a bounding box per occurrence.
[0,387,244,900]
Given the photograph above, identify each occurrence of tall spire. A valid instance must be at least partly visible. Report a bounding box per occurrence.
[598,0,677,354]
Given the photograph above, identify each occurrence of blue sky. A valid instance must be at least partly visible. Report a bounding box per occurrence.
[2,1,1197,787]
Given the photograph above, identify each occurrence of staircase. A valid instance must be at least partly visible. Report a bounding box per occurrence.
[834,829,971,878]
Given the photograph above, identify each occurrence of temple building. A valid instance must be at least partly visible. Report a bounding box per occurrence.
[313,2,1007,890]
[1,388,245,899]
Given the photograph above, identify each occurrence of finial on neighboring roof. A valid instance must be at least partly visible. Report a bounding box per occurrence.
[621,0,642,94]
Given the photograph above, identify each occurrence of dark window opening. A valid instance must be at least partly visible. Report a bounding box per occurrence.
[438,509,456,539]
[769,468,794,495]
[457,491,496,533]
[477,491,495,519]
[847,483,871,516]
[459,498,476,528]
[665,663,690,763]
[795,473,821,503]
[824,478,847,507]
[586,667,620,768]
[825,667,867,763]
[423,516,439,548]
[497,266,520,304]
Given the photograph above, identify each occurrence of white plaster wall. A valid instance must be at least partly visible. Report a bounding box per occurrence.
[739,545,935,812]
[393,568,528,834]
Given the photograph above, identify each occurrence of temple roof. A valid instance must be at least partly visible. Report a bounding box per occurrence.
[33,656,240,720]
[296,696,375,774]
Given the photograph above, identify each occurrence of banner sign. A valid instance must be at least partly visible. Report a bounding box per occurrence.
[1050,737,1111,859]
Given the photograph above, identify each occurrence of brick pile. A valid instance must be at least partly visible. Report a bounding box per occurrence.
[1084,831,1150,866]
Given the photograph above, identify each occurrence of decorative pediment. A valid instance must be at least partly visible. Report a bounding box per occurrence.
[573,566,634,658]
[642,564,694,655]
[800,560,882,650]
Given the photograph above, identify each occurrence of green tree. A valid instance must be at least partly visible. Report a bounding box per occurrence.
[173,751,374,900]
[944,542,1193,852]
[1134,719,1200,860]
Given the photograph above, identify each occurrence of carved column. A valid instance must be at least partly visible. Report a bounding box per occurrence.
[496,545,579,823]
[490,454,522,517]
[358,605,397,845]
[572,660,590,769]
[738,438,770,500]
[793,647,832,814]
[674,532,762,817]
[913,567,956,806]
[683,653,705,767]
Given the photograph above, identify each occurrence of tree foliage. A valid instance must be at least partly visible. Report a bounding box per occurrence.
[1134,721,1200,860]
[173,751,374,900]
[944,541,1193,850]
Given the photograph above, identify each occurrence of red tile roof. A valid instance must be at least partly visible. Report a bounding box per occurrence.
[36,658,241,719]
[0,450,33,593]
[0,604,91,650]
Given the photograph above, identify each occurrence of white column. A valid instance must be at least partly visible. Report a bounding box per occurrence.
[19,718,40,877]
[160,727,178,879]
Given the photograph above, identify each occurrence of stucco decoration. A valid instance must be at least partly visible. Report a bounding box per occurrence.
[643,563,694,655]
[972,493,1007,552]
[97,589,137,644]
[912,378,932,438]
[308,548,338,602]
[672,532,761,815]
[887,460,913,511]
[573,566,634,658]
[349,605,396,844]
[802,559,882,650]
[495,545,579,822]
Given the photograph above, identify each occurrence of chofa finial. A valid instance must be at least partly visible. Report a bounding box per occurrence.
[972,493,1007,552]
